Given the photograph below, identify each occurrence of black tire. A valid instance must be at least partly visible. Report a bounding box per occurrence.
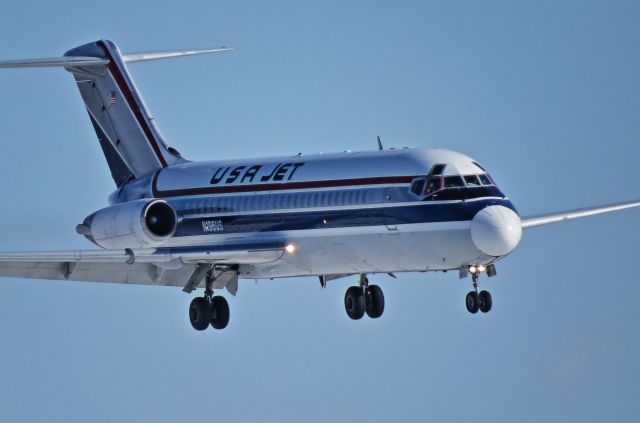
[344,286,366,320]
[478,290,492,313]
[465,291,479,314]
[210,296,230,330]
[189,297,211,331]
[365,285,385,318]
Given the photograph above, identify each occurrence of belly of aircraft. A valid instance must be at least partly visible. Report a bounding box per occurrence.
[160,199,512,278]
[163,222,490,278]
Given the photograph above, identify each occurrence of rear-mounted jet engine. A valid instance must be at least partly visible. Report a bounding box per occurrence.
[77,199,177,249]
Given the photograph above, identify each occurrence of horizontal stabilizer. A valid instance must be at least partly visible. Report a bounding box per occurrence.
[0,56,108,68]
[123,47,232,63]
[0,47,231,69]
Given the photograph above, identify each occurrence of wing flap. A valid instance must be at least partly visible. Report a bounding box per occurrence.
[0,260,195,286]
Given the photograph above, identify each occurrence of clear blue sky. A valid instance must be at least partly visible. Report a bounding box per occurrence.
[0,1,639,422]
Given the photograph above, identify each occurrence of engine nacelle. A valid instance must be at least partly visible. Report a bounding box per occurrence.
[78,199,178,249]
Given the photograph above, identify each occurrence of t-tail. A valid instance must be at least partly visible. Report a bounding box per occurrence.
[0,40,231,186]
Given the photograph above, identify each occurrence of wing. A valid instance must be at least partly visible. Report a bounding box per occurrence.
[521,199,640,229]
[0,244,285,293]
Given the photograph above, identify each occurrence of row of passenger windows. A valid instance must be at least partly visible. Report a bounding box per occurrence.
[176,189,375,215]
[175,171,502,216]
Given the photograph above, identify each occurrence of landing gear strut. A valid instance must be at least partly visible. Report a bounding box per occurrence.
[188,271,230,331]
[465,265,493,314]
[344,274,385,320]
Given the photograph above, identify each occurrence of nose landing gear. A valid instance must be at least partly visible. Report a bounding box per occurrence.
[464,265,494,314]
[344,274,385,320]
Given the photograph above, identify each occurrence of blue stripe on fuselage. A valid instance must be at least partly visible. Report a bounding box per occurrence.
[171,198,517,237]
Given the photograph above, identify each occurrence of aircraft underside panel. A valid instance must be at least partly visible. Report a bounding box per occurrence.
[210,222,488,278]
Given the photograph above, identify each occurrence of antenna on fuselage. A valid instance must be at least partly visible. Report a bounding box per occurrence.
[377,136,384,151]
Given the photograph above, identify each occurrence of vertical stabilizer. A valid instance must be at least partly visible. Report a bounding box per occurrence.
[0,40,230,187]
[64,40,185,185]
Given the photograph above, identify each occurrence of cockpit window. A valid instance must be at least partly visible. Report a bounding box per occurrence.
[410,178,426,196]
[421,172,503,201]
[464,175,481,186]
[425,176,443,195]
[409,169,503,201]
[478,174,492,185]
[444,176,465,188]
[430,164,446,176]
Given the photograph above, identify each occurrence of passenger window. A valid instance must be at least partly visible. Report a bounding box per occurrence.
[464,175,481,186]
[330,192,336,205]
[410,179,426,196]
[444,176,465,188]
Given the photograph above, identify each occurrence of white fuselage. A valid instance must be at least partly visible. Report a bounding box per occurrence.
[95,148,522,279]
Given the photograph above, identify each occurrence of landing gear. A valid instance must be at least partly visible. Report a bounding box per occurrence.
[344,286,365,320]
[465,291,479,314]
[189,297,211,330]
[365,284,385,318]
[465,265,493,314]
[188,272,230,331]
[344,275,385,320]
[210,296,230,330]
[478,290,492,313]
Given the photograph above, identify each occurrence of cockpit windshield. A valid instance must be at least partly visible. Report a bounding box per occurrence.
[409,163,505,201]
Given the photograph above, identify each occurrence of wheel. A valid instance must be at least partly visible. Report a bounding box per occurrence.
[478,290,492,313]
[344,286,366,320]
[365,285,385,318]
[189,297,211,331]
[465,291,479,314]
[210,296,230,330]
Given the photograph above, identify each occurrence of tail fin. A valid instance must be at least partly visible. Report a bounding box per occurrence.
[0,40,231,186]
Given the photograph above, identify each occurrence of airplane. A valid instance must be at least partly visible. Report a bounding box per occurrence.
[0,39,638,332]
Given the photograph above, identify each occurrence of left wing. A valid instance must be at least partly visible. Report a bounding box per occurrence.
[521,199,640,229]
[0,244,285,292]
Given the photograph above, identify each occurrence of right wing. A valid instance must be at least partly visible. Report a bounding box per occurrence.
[521,199,640,229]
[0,244,285,292]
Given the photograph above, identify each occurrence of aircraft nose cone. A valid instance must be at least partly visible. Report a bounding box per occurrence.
[471,205,522,257]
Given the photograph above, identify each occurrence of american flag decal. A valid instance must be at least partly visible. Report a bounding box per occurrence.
[107,90,117,106]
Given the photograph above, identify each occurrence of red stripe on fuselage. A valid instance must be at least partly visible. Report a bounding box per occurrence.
[152,173,415,198]
[97,41,168,168]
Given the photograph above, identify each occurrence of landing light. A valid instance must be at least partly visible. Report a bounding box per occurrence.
[468,265,487,275]
[285,244,296,254]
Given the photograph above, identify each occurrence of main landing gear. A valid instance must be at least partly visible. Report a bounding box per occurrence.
[465,265,493,314]
[344,274,385,320]
[189,272,230,331]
